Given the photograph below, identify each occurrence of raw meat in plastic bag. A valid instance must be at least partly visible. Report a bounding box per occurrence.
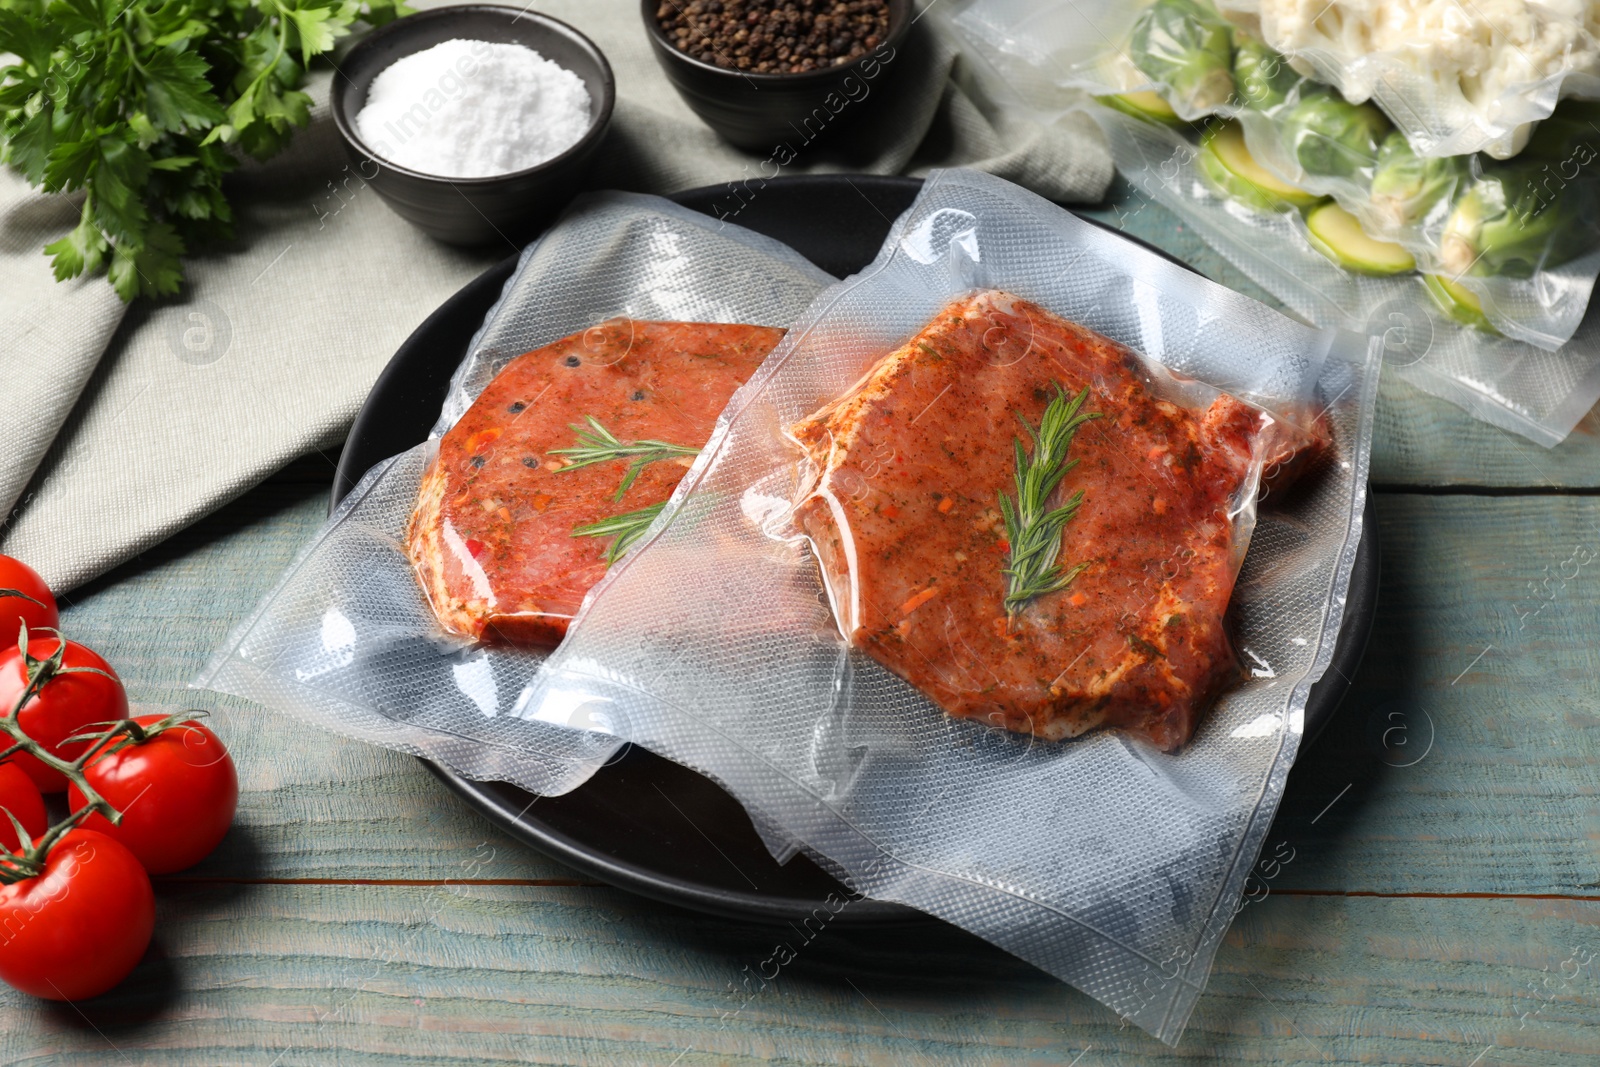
[410,320,786,646]
[789,289,1326,750]
[520,169,1380,1041]
[196,192,832,795]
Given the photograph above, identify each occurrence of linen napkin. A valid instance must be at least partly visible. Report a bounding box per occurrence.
[0,0,1112,593]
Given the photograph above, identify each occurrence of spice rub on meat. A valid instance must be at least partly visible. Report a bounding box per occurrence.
[410,319,783,646]
[789,291,1321,750]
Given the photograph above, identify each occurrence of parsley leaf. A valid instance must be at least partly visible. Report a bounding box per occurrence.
[0,0,413,301]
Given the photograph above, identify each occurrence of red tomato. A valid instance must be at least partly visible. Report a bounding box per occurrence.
[0,763,45,854]
[0,830,154,1000]
[0,557,56,653]
[68,715,238,874]
[0,638,128,793]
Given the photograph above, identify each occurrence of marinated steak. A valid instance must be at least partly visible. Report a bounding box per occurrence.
[789,291,1319,750]
[410,320,783,646]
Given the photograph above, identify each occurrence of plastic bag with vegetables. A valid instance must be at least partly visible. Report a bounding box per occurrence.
[1227,0,1600,160]
[935,0,1600,432]
[1092,104,1600,445]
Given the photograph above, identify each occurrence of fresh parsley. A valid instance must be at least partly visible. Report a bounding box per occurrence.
[0,0,409,300]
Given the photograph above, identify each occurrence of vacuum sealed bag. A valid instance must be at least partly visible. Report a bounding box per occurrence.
[196,193,832,793]
[1223,0,1600,161]
[1097,107,1600,445]
[944,0,1600,354]
[520,169,1379,1042]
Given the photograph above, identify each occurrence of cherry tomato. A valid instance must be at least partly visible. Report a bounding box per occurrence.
[0,637,128,793]
[0,763,45,854]
[0,557,56,653]
[0,830,154,1000]
[69,715,238,874]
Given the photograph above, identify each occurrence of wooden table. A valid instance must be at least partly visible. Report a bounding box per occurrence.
[6,182,1599,1065]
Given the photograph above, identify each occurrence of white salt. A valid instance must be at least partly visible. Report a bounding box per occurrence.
[355,39,592,178]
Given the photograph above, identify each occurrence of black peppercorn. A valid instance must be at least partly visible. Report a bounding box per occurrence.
[657,0,889,74]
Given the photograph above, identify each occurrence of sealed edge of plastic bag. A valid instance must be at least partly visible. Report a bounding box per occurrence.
[519,167,1382,1042]
[944,0,1600,353]
[194,191,834,794]
[193,447,622,795]
[435,191,834,437]
[1093,105,1600,446]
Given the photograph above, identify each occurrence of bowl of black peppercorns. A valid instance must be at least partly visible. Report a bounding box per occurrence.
[643,0,912,153]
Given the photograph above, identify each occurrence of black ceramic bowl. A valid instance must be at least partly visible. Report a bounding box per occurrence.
[642,0,912,152]
[332,5,615,246]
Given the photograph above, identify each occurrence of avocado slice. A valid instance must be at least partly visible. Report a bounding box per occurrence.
[1097,91,1185,127]
[1423,273,1499,333]
[1304,201,1416,276]
[1197,121,1322,213]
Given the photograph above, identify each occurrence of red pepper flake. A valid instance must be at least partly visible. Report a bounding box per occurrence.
[881,504,901,519]
[464,538,486,559]
[898,585,939,616]
[466,427,503,454]
[937,496,954,514]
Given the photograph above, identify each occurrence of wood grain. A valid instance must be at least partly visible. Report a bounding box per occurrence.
[50,472,1600,898]
[13,190,1600,1062]
[1,884,1594,1064]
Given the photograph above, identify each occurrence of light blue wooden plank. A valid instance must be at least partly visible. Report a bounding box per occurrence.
[0,885,1593,1064]
[51,477,1600,898]
[55,476,586,886]
[1273,493,1600,897]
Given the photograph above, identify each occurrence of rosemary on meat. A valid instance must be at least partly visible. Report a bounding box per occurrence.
[550,416,700,501]
[573,502,667,565]
[999,384,1100,617]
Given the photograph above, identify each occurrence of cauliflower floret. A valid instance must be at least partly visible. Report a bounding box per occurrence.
[1251,0,1600,154]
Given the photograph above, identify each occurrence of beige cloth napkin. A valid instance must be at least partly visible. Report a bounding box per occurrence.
[0,0,1111,594]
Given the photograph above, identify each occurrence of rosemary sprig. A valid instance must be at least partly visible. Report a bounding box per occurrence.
[550,416,699,501]
[573,502,668,565]
[999,384,1101,617]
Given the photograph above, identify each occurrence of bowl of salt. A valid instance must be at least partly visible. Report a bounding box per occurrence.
[332,5,615,245]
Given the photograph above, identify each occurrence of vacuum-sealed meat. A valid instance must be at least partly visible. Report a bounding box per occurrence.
[409,319,784,646]
[790,290,1320,749]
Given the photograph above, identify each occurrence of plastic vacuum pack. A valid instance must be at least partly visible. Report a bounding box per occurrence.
[1220,0,1600,160]
[944,0,1600,354]
[195,192,833,795]
[516,169,1380,1042]
[1097,107,1600,445]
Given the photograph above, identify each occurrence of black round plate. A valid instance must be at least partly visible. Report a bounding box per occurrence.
[334,174,1379,926]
